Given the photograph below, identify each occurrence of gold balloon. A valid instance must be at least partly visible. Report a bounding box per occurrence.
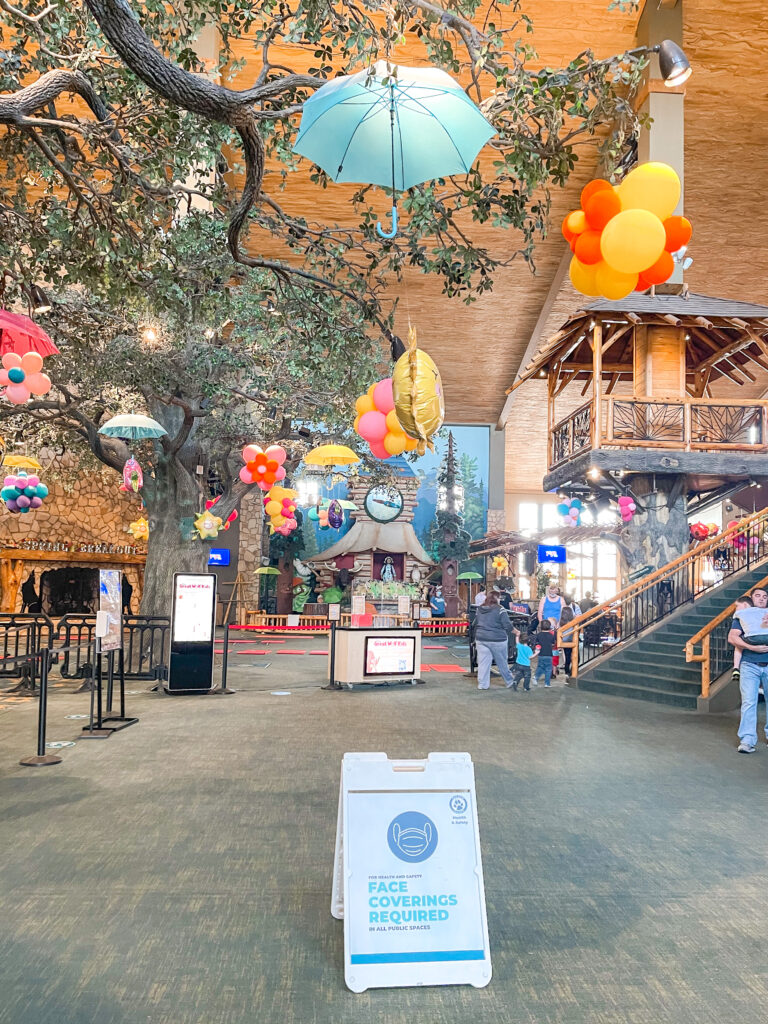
[600,209,666,275]
[391,327,445,454]
[616,162,681,221]
[596,262,638,300]
[569,256,600,297]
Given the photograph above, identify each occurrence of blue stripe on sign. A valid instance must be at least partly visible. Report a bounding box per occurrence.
[350,950,485,964]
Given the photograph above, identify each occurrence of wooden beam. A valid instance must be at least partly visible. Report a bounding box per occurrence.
[601,322,633,356]
[694,316,714,330]
[662,313,682,326]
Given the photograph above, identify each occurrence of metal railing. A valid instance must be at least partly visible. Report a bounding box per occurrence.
[559,507,768,677]
[685,571,768,697]
[0,613,55,689]
[52,614,169,680]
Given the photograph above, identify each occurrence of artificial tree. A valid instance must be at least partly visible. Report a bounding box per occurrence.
[429,432,471,617]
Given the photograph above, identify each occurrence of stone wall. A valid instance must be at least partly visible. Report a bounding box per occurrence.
[236,488,264,609]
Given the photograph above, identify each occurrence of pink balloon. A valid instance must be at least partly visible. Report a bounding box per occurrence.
[358,410,387,443]
[257,478,272,491]
[4,384,29,405]
[26,475,40,488]
[275,465,286,481]
[26,372,51,396]
[242,444,261,462]
[372,378,395,414]
[3,476,14,487]
[239,466,255,484]
[1,353,21,370]
[0,371,9,386]
[20,352,43,374]
[265,445,286,466]
[369,440,390,459]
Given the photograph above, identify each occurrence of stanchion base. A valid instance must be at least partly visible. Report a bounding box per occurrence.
[210,687,236,695]
[100,716,139,730]
[19,753,62,767]
[321,683,344,691]
[80,728,114,739]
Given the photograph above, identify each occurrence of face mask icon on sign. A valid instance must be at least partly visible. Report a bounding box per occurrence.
[391,821,432,858]
[387,812,439,862]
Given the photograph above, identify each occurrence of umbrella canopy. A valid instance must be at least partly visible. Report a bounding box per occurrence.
[0,310,59,358]
[304,444,359,467]
[98,413,167,440]
[294,61,495,192]
[2,454,42,470]
[254,566,280,576]
[457,571,484,580]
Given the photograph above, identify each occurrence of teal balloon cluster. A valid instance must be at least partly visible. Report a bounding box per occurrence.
[1,470,48,514]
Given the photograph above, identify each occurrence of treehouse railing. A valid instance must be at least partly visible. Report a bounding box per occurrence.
[548,396,768,468]
[558,507,768,678]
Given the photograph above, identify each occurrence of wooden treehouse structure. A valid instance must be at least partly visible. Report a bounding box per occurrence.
[510,292,768,571]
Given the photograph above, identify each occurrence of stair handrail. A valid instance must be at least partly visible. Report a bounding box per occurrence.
[558,505,768,678]
[685,571,768,697]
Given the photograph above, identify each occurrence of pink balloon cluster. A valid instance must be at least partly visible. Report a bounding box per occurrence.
[353,377,417,460]
[238,444,287,490]
[1,471,48,514]
[0,352,52,405]
[617,495,637,523]
[263,486,299,536]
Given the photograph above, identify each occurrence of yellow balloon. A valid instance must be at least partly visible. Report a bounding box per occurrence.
[600,209,666,275]
[566,210,587,235]
[569,256,600,297]
[391,329,445,451]
[383,431,407,456]
[353,414,361,433]
[404,435,419,452]
[272,514,286,527]
[385,409,403,433]
[265,500,281,516]
[616,162,680,221]
[367,382,377,399]
[596,262,638,300]
[355,394,374,417]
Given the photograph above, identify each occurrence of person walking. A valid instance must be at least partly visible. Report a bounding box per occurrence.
[538,583,564,629]
[580,591,597,613]
[429,586,445,618]
[534,618,556,687]
[559,598,576,675]
[475,591,516,690]
[728,587,768,753]
[474,586,487,607]
[514,634,534,691]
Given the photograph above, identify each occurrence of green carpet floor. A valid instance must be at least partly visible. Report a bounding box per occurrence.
[1,645,766,1023]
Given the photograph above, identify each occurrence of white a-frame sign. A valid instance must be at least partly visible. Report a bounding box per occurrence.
[331,752,492,992]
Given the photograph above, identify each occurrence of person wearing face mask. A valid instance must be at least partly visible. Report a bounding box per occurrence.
[429,586,445,618]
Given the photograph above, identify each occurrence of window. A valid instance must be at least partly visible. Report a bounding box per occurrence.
[568,541,618,605]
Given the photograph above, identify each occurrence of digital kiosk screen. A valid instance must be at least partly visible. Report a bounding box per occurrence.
[364,635,416,677]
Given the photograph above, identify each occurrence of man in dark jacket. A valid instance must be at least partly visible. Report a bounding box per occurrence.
[475,592,517,690]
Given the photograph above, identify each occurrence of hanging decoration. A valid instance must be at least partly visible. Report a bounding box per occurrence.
[205,495,237,530]
[491,555,509,576]
[120,456,144,493]
[308,505,330,530]
[690,521,710,542]
[391,327,445,455]
[354,376,417,460]
[193,509,223,539]
[1,470,48,514]
[263,485,299,536]
[239,444,287,490]
[706,523,720,538]
[0,352,52,405]
[98,413,167,440]
[563,163,692,300]
[617,495,637,523]
[556,497,583,527]
[127,516,150,541]
[327,499,344,529]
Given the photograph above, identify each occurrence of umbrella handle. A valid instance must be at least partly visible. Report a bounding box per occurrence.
[376,205,398,239]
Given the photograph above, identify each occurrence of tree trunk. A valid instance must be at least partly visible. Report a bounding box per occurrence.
[616,475,689,580]
[276,550,293,615]
[140,455,208,617]
[441,557,459,617]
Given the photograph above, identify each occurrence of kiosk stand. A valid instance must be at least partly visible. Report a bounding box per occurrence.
[166,573,217,694]
[328,626,423,689]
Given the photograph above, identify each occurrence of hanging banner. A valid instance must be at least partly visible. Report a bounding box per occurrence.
[98,569,122,653]
[332,752,491,992]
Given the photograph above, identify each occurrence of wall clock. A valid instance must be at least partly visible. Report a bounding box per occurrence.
[363,485,404,524]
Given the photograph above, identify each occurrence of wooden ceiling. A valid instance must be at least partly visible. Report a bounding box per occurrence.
[225,1,640,423]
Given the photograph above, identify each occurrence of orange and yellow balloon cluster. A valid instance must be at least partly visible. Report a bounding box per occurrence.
[353,377,419,460]
[563,163,692,300]
[264,485,299,536]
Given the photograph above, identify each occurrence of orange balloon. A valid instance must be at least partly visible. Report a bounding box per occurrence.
[574,229,603,266]
[643,250,675,285]
[383,431,407,456]
[385,409,402,433]
[355,394,374,416]
[404,435,419,452]
[580,178,613,209]
[635,272,652,293]
[353,414,361,433]
[584,188,621,230]
[566,210,587,236]
[663,215,692,253]
[562,213,577,243]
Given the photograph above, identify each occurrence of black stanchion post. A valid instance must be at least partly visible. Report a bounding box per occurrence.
[20,650,61,767]
[321,610,342,690]
[214,623,236,694]
[101,643,139,730]
[106,649,114,713]
[81,641,113,739]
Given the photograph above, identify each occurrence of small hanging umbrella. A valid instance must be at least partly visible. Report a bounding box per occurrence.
[0,310,59,357]
[254,566,281,575]
[2,454,42,470]
[304,444,360,466]
[293,60,495,237]
[98,413,167,440]
[457,571,483,581]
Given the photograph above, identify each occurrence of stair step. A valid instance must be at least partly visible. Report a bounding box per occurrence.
[609,656,700,677]
[584,667,700,694]
[577,677,698,709]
